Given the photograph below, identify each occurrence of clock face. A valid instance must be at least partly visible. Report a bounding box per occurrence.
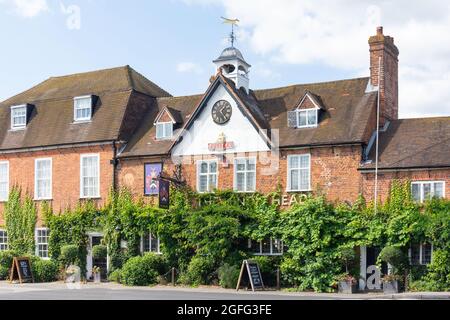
[212,100,232,125]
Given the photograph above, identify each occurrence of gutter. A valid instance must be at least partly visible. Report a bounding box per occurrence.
[359,165,450,173]
[0,140,124,155]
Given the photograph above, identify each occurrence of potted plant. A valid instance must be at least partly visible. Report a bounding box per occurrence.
[336,247,358,294]
[378,246,409,294]
[92,266,101,284]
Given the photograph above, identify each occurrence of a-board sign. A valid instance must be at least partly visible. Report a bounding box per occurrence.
[236,260,265,292]
[10,257,34,284]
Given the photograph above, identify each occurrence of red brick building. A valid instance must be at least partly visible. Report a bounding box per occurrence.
[0,28,448,270]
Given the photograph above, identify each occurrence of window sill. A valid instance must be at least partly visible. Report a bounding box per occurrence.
[34,198,53,202]
[80,197,101,200]
[233,190,256,194]
[72,120,92,124]
[286,189,312,193]
[9,128,26,132]
[253,253,283,256]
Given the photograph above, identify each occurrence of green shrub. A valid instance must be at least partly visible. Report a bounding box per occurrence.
[337,247,357,274]
[419,250,450,291]
[32,259,60,283]
[92,245,107,260]
[180,255,216,286]
[0,250,18,280]
[218,263,240,289]
[108,269,122,283]
[378,246,409,274]
[120,253,166,286]
[60,245,79,267]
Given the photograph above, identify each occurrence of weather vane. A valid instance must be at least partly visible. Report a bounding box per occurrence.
[221,17,240,47]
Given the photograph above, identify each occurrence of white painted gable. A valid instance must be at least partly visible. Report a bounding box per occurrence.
[172,83,269,157]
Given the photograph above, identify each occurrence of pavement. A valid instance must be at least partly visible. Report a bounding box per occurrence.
[0,281,449,300]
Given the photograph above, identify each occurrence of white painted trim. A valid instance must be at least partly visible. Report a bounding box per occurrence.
[411,181,446,203]
[73,95,93,122]
[140,233,162,255]
[35,228,50,260]
[286,154,312,192]
[233,157,257,193]
[249,238,284,256]
[296,93,322,111]
[80,153,101,199]
[196,159,219,193]
[155,122,174,140]
[10,104,28,130]
[0,229,8,251]
[294,108,319,129]
[154,107,177,125]
[34,158,53,201]
[0,161,9,202]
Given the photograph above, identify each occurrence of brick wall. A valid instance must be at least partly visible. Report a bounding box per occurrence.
[361,169,450,203]
[0,144,114,226]
[118,145,364,205]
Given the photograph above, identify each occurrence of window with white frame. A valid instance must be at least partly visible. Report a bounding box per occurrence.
[0,230,8,251]
[249,238,283,256]
[80,154,100,198]
[297,109,318,128]
[35,158,52,200]
[410,243,433,265]
[155,122,173,140]
[0,162,9,202]
[411,181,445,203]
[141,232,160,254]
[36,228,49,259]
[74,96,93,122]
[287,154,311,191]
[11,105,27,130]
[234,158,256,192]
[197,160,218,193]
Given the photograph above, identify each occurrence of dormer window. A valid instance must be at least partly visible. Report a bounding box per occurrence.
[11,105,28,130]
[74,96,93,122]
[156,122,173,140]
[297,109,318,128]
[287,91,324,129]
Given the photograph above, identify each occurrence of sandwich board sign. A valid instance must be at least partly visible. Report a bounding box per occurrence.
[10,257,34,284]
[236,260,265,292]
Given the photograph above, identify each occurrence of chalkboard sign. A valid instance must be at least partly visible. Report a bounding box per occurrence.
[10,257,34,284]
[236,260,265,292]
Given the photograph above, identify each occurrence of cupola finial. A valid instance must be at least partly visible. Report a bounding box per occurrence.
[221,17,240,47]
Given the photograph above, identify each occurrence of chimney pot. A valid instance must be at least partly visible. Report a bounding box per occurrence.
[377,26,383,35]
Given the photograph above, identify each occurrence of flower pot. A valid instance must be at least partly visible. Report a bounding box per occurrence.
[383,280,399,294]
[338,280,358,294]
[93,272,101,284]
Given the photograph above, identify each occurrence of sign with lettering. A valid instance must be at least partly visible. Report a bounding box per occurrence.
[208,132,235,152]
[159,179,170,209]
[10,257,34,283]
[236,260,265,292]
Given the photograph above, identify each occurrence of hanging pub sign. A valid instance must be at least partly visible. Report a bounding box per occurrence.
[10,257,34,284]
[236,260,265,292]
[144,163,163,195]
[159,178,170,209]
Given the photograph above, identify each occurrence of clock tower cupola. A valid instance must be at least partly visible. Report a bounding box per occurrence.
[213,18,251,93]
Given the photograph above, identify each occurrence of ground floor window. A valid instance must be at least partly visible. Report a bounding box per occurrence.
[409,243,433,265]
[0,230,7,251]
[35,228,50,259]
[248,238,283,256]
[411,181,445,203]
[141,232,160,254]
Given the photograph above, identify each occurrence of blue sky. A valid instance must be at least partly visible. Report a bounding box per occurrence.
[1,0,450,118]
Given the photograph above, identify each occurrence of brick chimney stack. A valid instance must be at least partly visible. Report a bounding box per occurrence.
[369,26,399,124]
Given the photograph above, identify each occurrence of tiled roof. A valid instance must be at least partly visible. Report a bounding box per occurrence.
[0,66,170,151]
[361,117,450,170]
[119,76,377,158]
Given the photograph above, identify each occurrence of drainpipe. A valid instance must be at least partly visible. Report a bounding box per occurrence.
[111,141,118,192]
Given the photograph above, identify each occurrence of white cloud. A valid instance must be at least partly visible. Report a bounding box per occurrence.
[176,62,203,74]
[0,0,49,17]
[182,0,450,118]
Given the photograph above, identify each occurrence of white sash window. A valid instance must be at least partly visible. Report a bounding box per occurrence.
[234,158,256,192]
[35,158,52,200]
[287,154,311,191]
[80,154,100,198]
[197,160,218,193]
